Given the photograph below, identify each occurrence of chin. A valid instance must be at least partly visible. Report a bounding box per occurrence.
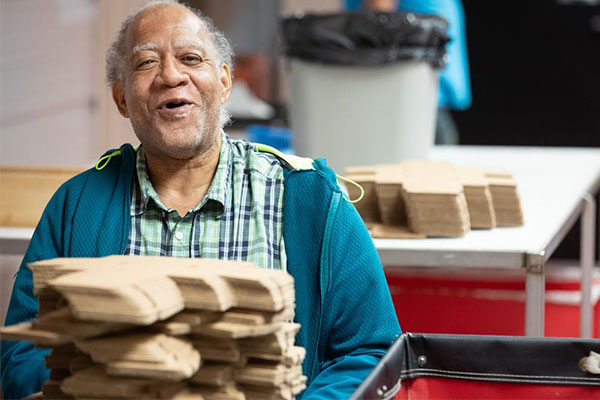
[158,140,205,160]
[136,117,220,159]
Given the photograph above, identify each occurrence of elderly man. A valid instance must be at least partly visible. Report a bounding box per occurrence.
[1,1,400,398]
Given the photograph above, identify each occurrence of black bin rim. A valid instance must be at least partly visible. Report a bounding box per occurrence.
[280,11,450,68]
[351,333,600,400]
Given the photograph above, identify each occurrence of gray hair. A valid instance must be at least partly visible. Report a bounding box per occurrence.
[106,0,234,87]
[105,1,234,127]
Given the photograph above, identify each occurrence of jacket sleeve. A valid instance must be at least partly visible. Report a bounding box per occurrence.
[1,185,70,399]
[302,193,402,399]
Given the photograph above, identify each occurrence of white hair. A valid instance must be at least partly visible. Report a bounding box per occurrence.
[105,0,234,127]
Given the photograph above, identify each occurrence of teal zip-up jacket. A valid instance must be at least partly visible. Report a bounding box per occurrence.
[1,144,401,399]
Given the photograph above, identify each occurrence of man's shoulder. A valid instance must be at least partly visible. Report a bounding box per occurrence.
[228,136,286,180]
[55,167,96,192]
[225,134,341,196]
[227,133,318,170]
[55,144,136,197]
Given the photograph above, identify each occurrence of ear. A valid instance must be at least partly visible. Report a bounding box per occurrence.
[219,64,232,104]
[112,83,129,118]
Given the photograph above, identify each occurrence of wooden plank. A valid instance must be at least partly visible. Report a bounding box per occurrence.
[0,166,84,227]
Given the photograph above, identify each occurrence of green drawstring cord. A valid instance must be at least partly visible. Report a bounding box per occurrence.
[95,146,139,170]
[336,174,364,204]
[95,150,121,170]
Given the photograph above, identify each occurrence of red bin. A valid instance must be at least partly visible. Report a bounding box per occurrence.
[351,333,600,399]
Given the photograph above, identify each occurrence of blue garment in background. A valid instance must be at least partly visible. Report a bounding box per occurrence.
[346,0,472,110]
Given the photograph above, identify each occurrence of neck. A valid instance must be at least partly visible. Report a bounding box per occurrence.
[144,134,222,217]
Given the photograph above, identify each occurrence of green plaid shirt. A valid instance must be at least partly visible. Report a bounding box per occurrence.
[125,132,286,270]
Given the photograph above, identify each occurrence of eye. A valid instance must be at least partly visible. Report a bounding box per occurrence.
[136,59,156,70]
[181,54,202,65]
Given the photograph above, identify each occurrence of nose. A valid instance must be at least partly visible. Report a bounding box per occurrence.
[156,57,189,88]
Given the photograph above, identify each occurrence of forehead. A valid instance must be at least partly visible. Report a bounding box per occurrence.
[126,5,213,52]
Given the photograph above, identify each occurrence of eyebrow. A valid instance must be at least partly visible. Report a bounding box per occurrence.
[132,41,158,55]
[132,40,207,56]
[172,39,207,53]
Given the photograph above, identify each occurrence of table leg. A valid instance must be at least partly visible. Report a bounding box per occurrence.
[580,194,596,338]
[525,264,545,337]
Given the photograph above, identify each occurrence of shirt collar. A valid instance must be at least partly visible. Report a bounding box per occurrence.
[132,131,231,217]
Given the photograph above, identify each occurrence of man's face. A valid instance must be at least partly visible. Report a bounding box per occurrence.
[112,5,231,160]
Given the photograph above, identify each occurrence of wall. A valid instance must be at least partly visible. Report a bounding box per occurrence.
[0,0,143,168]
[1,0,96,166]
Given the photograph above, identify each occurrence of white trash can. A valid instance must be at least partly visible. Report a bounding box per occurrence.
[288,58,439,172]
[282,12,448,173]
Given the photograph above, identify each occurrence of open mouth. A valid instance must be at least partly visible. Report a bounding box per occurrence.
[162,101,188,109]
[157,99,193,118]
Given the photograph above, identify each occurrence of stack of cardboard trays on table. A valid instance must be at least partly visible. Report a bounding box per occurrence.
[0,256,306,400]
[457,167,497,229]
[485,171,525,227]
[345,160,523,238]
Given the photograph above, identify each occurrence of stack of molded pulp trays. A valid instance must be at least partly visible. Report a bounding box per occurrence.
[0,256,305,400]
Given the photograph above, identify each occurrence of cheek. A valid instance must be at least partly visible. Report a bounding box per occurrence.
[125,80,150,112]
[192,73,223,100]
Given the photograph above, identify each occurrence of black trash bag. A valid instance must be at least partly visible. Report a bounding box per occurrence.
[281,11,449,68]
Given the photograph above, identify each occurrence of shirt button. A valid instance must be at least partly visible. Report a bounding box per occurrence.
[175,232,184,240]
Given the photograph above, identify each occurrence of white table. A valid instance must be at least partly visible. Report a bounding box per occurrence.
[374,145,600,337]
[0,227,34,255]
